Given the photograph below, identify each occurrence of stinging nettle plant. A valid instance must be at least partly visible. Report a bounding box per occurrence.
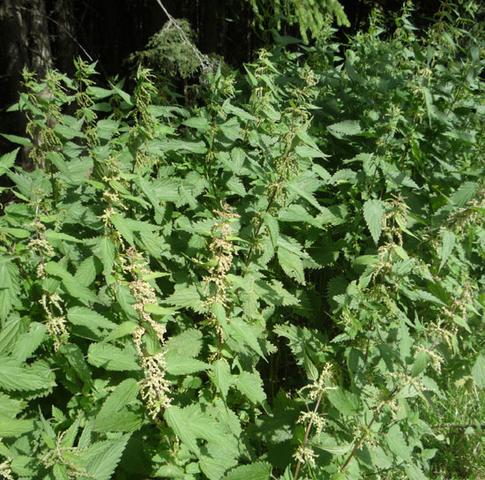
[0,3,484,480]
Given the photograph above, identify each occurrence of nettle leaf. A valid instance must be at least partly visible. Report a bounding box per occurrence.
[94,379,142,432]
[165,329,203,357]
[12,322,47,362]
[235,371,266,405]
[327,120,361,139]
[277,245,305,284]
[82,434,130,480]
[209,358,232,400]
[74,256,99,286]
[363,199,385,244]
[225,318,265,359]
[164,404,239,476]
[88,343,141,371]
[223,462,271,480]
[45,261,98,305]
[60,343,92,384]
[0,416,34,437]
[411,351,429,377]
[68,307,116,335]
[93,236,116,280]
[0,258,20,322]
[165,284,204,312]
[386,424,412,461]
[0,316,22,354]
[312,434,352,456]
[438,229,455,271]
[0,359,55,392]
[450,181,477,207]
[327,387,359,416]
[0,393,25,418]
[472,354,485,389]
[164,329,207,375]
[165,356,209,376]
[0,148,19,174]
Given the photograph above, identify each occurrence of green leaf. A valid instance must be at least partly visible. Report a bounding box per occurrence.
[411,351,429,377]
[45,230,84,244]
[88,344,140,371]
[60,343,92,384]
[74,256,99,286]
[0,393,25,418]
[12,322,47,362]
[438,230,455,271]
[236,371,266,405]
[363,199,385,244]
[87,86,114,99]
[210,359,232,400]
[0,149,19,174]
[82,435,130,480]
[226,318,265,359]
[183,116,210,131]
[0,133,32,147]
[68,307,116,335]
[327,120,361,139]
[277,247,305,284]
[94,379,142,432]
[45,262,98,305]
[386,424,411,461]
[0,416,34,437]
[313,434,352,456]
[165,284,204,312]
[93,237,116,280]
[165,356,209,376]
[143,304,178,316]
[164,405,202,455]
[450,181,477,207]
[327,387,358,416]
[164,404,239,475]
[0,359,55,392]
[223,462,271,480]
[165,329,203,358]
[0,316,21,354]
[472,354,485,388]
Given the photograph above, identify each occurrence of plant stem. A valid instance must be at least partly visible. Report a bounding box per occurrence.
[293,390,324,480]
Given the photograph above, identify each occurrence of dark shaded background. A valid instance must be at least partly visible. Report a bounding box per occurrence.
[0,0,443,153]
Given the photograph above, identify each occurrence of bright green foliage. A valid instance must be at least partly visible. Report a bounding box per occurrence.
[249,0,349,42]
[0,3,484,480]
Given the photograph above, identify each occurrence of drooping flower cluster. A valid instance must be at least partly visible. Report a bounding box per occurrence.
[40,293,68,351]
[123,248,171,418]
[204,203,239,307]
[0,460,13,480]
[133,326,171,419]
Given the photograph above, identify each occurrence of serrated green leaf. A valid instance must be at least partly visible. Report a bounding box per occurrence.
[68,307,116,335]
[223,462,271,480]
[165,356,209,376]
[0,359,55,392]
[386,424,411,461]
[0,416,34,437]
[363,199,384,244]
[236,371,266,405]
[94,379,142,432]
[88,344,140,371]
[210,359,232,400]
[472,354,485,388]
[438,229,455,271]
[82,435,130,480]
[327,120,361,138]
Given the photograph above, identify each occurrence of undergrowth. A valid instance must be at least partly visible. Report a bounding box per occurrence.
[0,3,483,480]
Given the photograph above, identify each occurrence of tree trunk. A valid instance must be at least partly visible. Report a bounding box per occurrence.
[53,0,77,75]
[28,0,53,77]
